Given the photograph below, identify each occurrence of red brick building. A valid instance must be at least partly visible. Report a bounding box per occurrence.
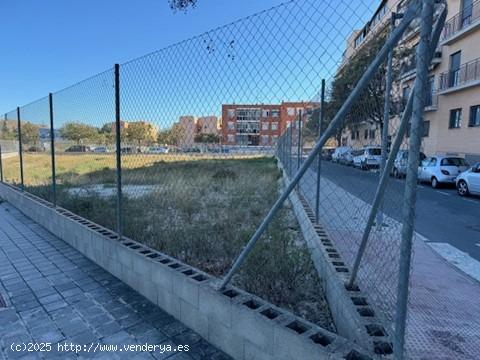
[221,101,317,146]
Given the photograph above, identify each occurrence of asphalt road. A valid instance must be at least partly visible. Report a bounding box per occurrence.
[313,160,480,261]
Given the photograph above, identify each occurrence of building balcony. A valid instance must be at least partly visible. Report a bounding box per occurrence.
[399,50,441,81]
[438,57,480,94]
[441,0,480,45]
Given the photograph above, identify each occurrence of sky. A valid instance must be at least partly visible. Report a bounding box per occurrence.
[0,0,379,127]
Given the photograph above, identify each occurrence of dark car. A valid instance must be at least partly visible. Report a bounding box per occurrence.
[65,145,91,153]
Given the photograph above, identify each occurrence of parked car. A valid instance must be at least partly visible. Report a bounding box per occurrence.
[321,148,335,161]
[26,146,44,152]
[456,162,480,196]
[339,149,354,166]
[352,146,382,170]
[121,146,134,154]
[418,156,469,188]
[148,146,169,154]
[392,150,426,178]
[93,146,110,153]
[331,146,352,163]
[65,145,91,153]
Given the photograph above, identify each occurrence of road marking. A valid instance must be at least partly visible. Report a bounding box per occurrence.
[428,243,480,282]
[476,243,480,248]
[437,191,451,196]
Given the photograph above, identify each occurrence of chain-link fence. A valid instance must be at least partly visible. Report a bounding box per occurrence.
[2,0,477,358]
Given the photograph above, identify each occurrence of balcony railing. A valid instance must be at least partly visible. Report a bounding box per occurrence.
[442,0,480,40]
[439,57,480,91]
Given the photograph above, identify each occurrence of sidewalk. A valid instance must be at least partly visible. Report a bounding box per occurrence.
[299,167,480,359]
[0,202,230,360]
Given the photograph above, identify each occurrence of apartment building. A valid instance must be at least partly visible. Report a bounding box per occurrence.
[175,115,220,148]
[400,0,480,163]
[221,102,316,146]
[338,0,480,163]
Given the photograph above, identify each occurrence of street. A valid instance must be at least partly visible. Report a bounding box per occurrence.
[314,160,480,262]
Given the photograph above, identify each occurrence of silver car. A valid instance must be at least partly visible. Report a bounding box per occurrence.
[456,162,480,197]
[418,156,469,188]
[392,150,426,178]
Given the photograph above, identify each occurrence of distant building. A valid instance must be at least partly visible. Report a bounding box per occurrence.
[221,102,317,146]
[197,116,219,135]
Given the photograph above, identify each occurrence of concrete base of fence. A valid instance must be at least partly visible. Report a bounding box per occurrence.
[0,182,374,360]
[277,161,394,357]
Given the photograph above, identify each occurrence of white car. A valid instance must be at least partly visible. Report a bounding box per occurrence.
[331,146,352,163]
[352,146,382,170]
[418,156,469,188]
[148,147,169,154]
[93,146,109,153]
[456,163,480,196]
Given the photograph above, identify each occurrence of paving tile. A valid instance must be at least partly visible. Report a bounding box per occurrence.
[0,203,230,360]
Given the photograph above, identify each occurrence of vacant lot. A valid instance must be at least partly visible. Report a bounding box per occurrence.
[2,153,335,330]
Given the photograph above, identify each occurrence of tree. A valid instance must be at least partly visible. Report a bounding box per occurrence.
[60,122,99,144]
[21,123,40,146]
[327,29,401,140]
[157,123,185,146]
[169,0,197,11]
[126,122,156,146]
[194,133,220,144]
[0,120,15,140]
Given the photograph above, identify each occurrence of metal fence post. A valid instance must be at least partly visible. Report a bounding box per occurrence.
[17,107,24,191]
[315,79,325,224]
[114,64,123,240]
[48,93,57,207]
[377,14,397,228]
[218,0,420,291]
[296,111,302,172]
[288,124,293,177]
[394,0,434,358]
[347,3,447,289]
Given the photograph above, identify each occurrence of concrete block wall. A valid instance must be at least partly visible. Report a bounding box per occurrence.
[0,183,375,360]
[276,163,394,357]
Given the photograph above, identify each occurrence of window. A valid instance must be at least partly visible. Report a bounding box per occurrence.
[271,123,278,131]
[449,51,461,87]
[237,108,261,121]
[354,31,365,48]
[228,121,235,130]
[227,134,235,143]
[227,109,235,118]
[423,121,430,137]
[425,76,435,106]
[287,107,295,116]
[406,121,430,137]
[462,0,473,27]
[262,109,269,117]
[469,105,480,127]
[369,129,376,139]
[364,129,368,139]
[262,122,269,131]
[261,135,269,145]
[449,108,462,128]
[271,109,280,118]
[441,157,468,166]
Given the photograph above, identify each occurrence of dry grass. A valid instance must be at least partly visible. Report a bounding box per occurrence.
[1,153,335,330]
